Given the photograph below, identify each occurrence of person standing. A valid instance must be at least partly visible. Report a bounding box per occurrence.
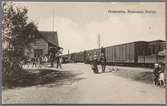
[38,56,42,68]
[91,53,98,73]
[44,55,48,63]
[153,63,160,86]
[100,53,106,72]
[158,63,165,87]
[56,56,62,69]
[31,57,36,68]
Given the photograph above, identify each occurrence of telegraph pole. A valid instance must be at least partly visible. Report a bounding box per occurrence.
[52,8,55,32]
[68,49,70,55]
[49,8,55,67]
[68,49,70,60]
[97,34,101,49]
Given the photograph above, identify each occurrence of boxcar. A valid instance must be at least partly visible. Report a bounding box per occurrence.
[105,41,148,66]
[76,51,85,62]
[138,50,165,67]
[69,51,84,63]
[148,40,165,55]
[105,43,135,65]
[84,49,101,63]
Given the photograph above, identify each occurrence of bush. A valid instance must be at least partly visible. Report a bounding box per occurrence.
[2,49,36,88]
[2,60,37,88]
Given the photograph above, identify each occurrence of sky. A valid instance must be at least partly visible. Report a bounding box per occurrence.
[14,2,165,54]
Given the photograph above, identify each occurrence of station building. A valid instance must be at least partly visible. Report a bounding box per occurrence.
[25,31,62,58]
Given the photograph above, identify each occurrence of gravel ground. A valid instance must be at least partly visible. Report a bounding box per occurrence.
[2,63,166,104]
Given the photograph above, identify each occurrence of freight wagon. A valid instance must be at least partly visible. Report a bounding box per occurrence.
[138,50,166,67]
[73,51,85,62]
[85,49,101,63]
[104,41,149,66]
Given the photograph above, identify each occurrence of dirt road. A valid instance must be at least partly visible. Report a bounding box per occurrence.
[2,63,165,104]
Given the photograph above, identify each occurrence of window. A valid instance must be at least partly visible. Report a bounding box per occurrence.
[34,49,43,57]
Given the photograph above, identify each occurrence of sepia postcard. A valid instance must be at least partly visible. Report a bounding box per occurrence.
[1,1,166,104]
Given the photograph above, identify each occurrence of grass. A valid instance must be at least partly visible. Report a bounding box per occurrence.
[4,68,84,89]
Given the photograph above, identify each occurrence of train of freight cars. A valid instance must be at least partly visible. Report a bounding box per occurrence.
[62,40,165,67]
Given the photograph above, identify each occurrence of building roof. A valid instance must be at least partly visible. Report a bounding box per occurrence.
[148,40,165,44]
[39,31,59,47]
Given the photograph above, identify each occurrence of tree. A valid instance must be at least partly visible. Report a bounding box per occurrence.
[2,2,40,87]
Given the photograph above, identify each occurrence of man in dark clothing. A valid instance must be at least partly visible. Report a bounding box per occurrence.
[31,57,36,68]
[49,47,58,67]
[38,56,42,68]
[100,53,106,72]
[91,54,98,73]
[56,56,62,69]
[153,63,160,86]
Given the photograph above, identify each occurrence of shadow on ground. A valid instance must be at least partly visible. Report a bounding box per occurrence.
[108,68,153,84]
[6,68,84,89]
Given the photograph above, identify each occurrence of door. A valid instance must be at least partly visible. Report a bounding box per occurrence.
[34,49,43,57]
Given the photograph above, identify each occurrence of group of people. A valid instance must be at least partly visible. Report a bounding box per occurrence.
[22,55,63,69]
[31,55,48,68]
[153,62,165,87]
[91,53,106,74]
[22,55,48,68]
